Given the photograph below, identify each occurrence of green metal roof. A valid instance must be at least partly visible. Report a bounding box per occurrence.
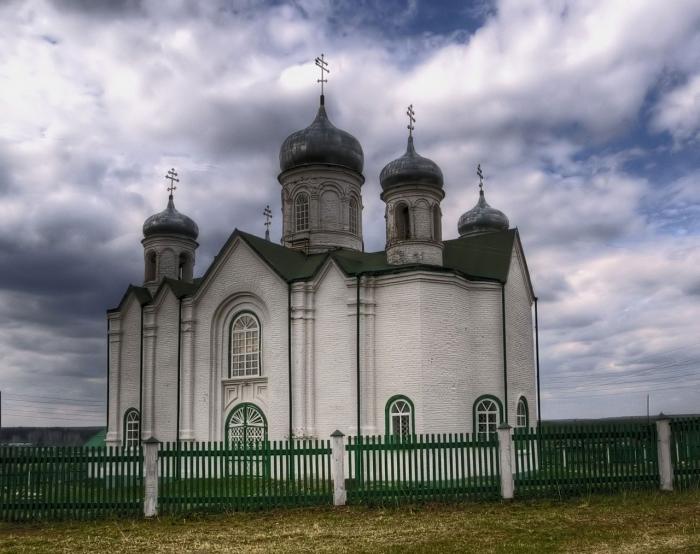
[109,229,520,313]
[83,428,106,447]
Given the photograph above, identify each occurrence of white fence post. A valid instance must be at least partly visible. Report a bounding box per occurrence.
[498,424,514,500]
[655,415,673,492]
[330,430,346,506]
[143,437,160,517]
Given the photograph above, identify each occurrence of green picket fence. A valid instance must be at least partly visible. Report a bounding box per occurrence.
[158,439,333,514]
[346,434,500,504]
[513,423,658,497]
[0,445,143,521]
[671,417,700,490]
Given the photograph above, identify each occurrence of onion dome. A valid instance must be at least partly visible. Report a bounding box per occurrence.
[143,195,199,240]
[279,97,364,174]
[380,136,443,191]
[458,188,509,237]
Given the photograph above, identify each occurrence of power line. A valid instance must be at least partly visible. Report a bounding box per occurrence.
[4,393,106,405]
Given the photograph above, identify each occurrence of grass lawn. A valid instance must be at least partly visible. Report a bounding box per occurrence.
[1,489,699,553]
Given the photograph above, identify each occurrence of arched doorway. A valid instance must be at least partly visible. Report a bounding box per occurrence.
[225,403,268,446]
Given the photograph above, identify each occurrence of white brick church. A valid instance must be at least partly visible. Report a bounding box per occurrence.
[105,93,537,449]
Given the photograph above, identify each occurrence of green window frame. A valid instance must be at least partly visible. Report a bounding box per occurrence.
[225,402,268,446]
[384,395,415,440]
[472,394,504,440]
[123,408,140,448]
[516,396,529,428]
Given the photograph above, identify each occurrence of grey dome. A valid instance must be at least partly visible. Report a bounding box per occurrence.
[457,189,509,237]
[380,136,443,191]
[279,98,364,174]
[143,196,199,240]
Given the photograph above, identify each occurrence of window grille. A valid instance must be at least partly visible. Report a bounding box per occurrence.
[230,313,261,377]
[295,193,309,232]
[516,397,528,428]
[476,399,499,440]
[349,198,358,234]
[389,399,412,439]
[124,409,140,448]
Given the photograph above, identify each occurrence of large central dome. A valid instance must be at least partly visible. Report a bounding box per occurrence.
[279,97,364,174]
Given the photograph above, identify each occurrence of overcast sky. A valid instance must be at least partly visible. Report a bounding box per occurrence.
[1,0,699,427]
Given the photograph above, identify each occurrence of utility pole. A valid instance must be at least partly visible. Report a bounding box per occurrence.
[646,393,650,424]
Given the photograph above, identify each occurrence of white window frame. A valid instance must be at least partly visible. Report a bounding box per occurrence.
[389,399,412,440]
[476,399,499,440]
[349,198,358,234]
[125,409,140,448]
[516,397,528,428]
[230,313,261,378]
[295,193,309,232]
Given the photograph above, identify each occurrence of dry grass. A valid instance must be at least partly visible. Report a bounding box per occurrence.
[1,489,699,553]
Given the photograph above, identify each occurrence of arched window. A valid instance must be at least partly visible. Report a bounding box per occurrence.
[178,253,189,280]
[432,204,441,241]
[226,403,267,446]
[145,251,157,282]
[385,395,415,440]
[230,313,261,377]
[349,198,358,235]
[516,397,529,428]
[395,203,410,241]
[124,408,140,448]
[474,396,502,440]
[295,193,309,232]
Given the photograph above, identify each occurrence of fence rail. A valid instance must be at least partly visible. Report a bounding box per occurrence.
[671,418,700,490]
[158,439,333,513]
[346,433,500,503]
[0,445,143,521]
[514,423,659,496]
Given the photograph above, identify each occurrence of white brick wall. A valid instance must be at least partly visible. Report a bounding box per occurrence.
[108,232,537,443]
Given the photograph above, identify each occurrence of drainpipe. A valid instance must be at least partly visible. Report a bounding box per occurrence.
[106,318,110,433]
[535,297,541,427]
[356,274,361,437]
[176,298,182,444]
[501,284,509,423]
[139,305,144,445]
[288,283,293,440]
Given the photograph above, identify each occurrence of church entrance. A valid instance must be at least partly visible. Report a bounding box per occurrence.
[225,403,267,446]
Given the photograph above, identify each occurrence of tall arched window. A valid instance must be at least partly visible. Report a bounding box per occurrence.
[516,397,529,428]
[230,313,261,377]
[385,395,414,440]
[145,251,157,282]
[474,396,502,440]
[432,204,441,241]
[349,198,358,234]
[295,193,309,231]
[178,253,190,281]
[226,403,267,446]
[124,408,140,448]
[395,203,410,241]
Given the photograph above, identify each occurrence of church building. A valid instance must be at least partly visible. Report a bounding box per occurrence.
[105,88,537,448]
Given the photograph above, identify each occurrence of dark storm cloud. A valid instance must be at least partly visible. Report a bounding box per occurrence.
[1,0,700,425]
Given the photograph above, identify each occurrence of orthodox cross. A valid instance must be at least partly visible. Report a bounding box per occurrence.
[263,204,272,241]
[476,164,484,191]
[165,168,179,198]
[406,104,415,137]
[315,53,329,96]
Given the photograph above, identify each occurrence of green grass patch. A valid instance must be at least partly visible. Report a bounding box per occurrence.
[1,489,699,553]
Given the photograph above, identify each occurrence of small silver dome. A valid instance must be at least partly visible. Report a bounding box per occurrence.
[380,136,443,191]
[279,98,364,174]
[457,189,509,237]
[143,196,199,240]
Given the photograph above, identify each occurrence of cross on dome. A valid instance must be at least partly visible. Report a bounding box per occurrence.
[165,168,179,198]
[406,104,415,137]
[315,53,329,99]
[263,204,272,241]
[476,164,484,191]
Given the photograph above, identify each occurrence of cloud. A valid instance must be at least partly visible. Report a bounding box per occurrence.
[1,0,699,425]
[652,73,700,144]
